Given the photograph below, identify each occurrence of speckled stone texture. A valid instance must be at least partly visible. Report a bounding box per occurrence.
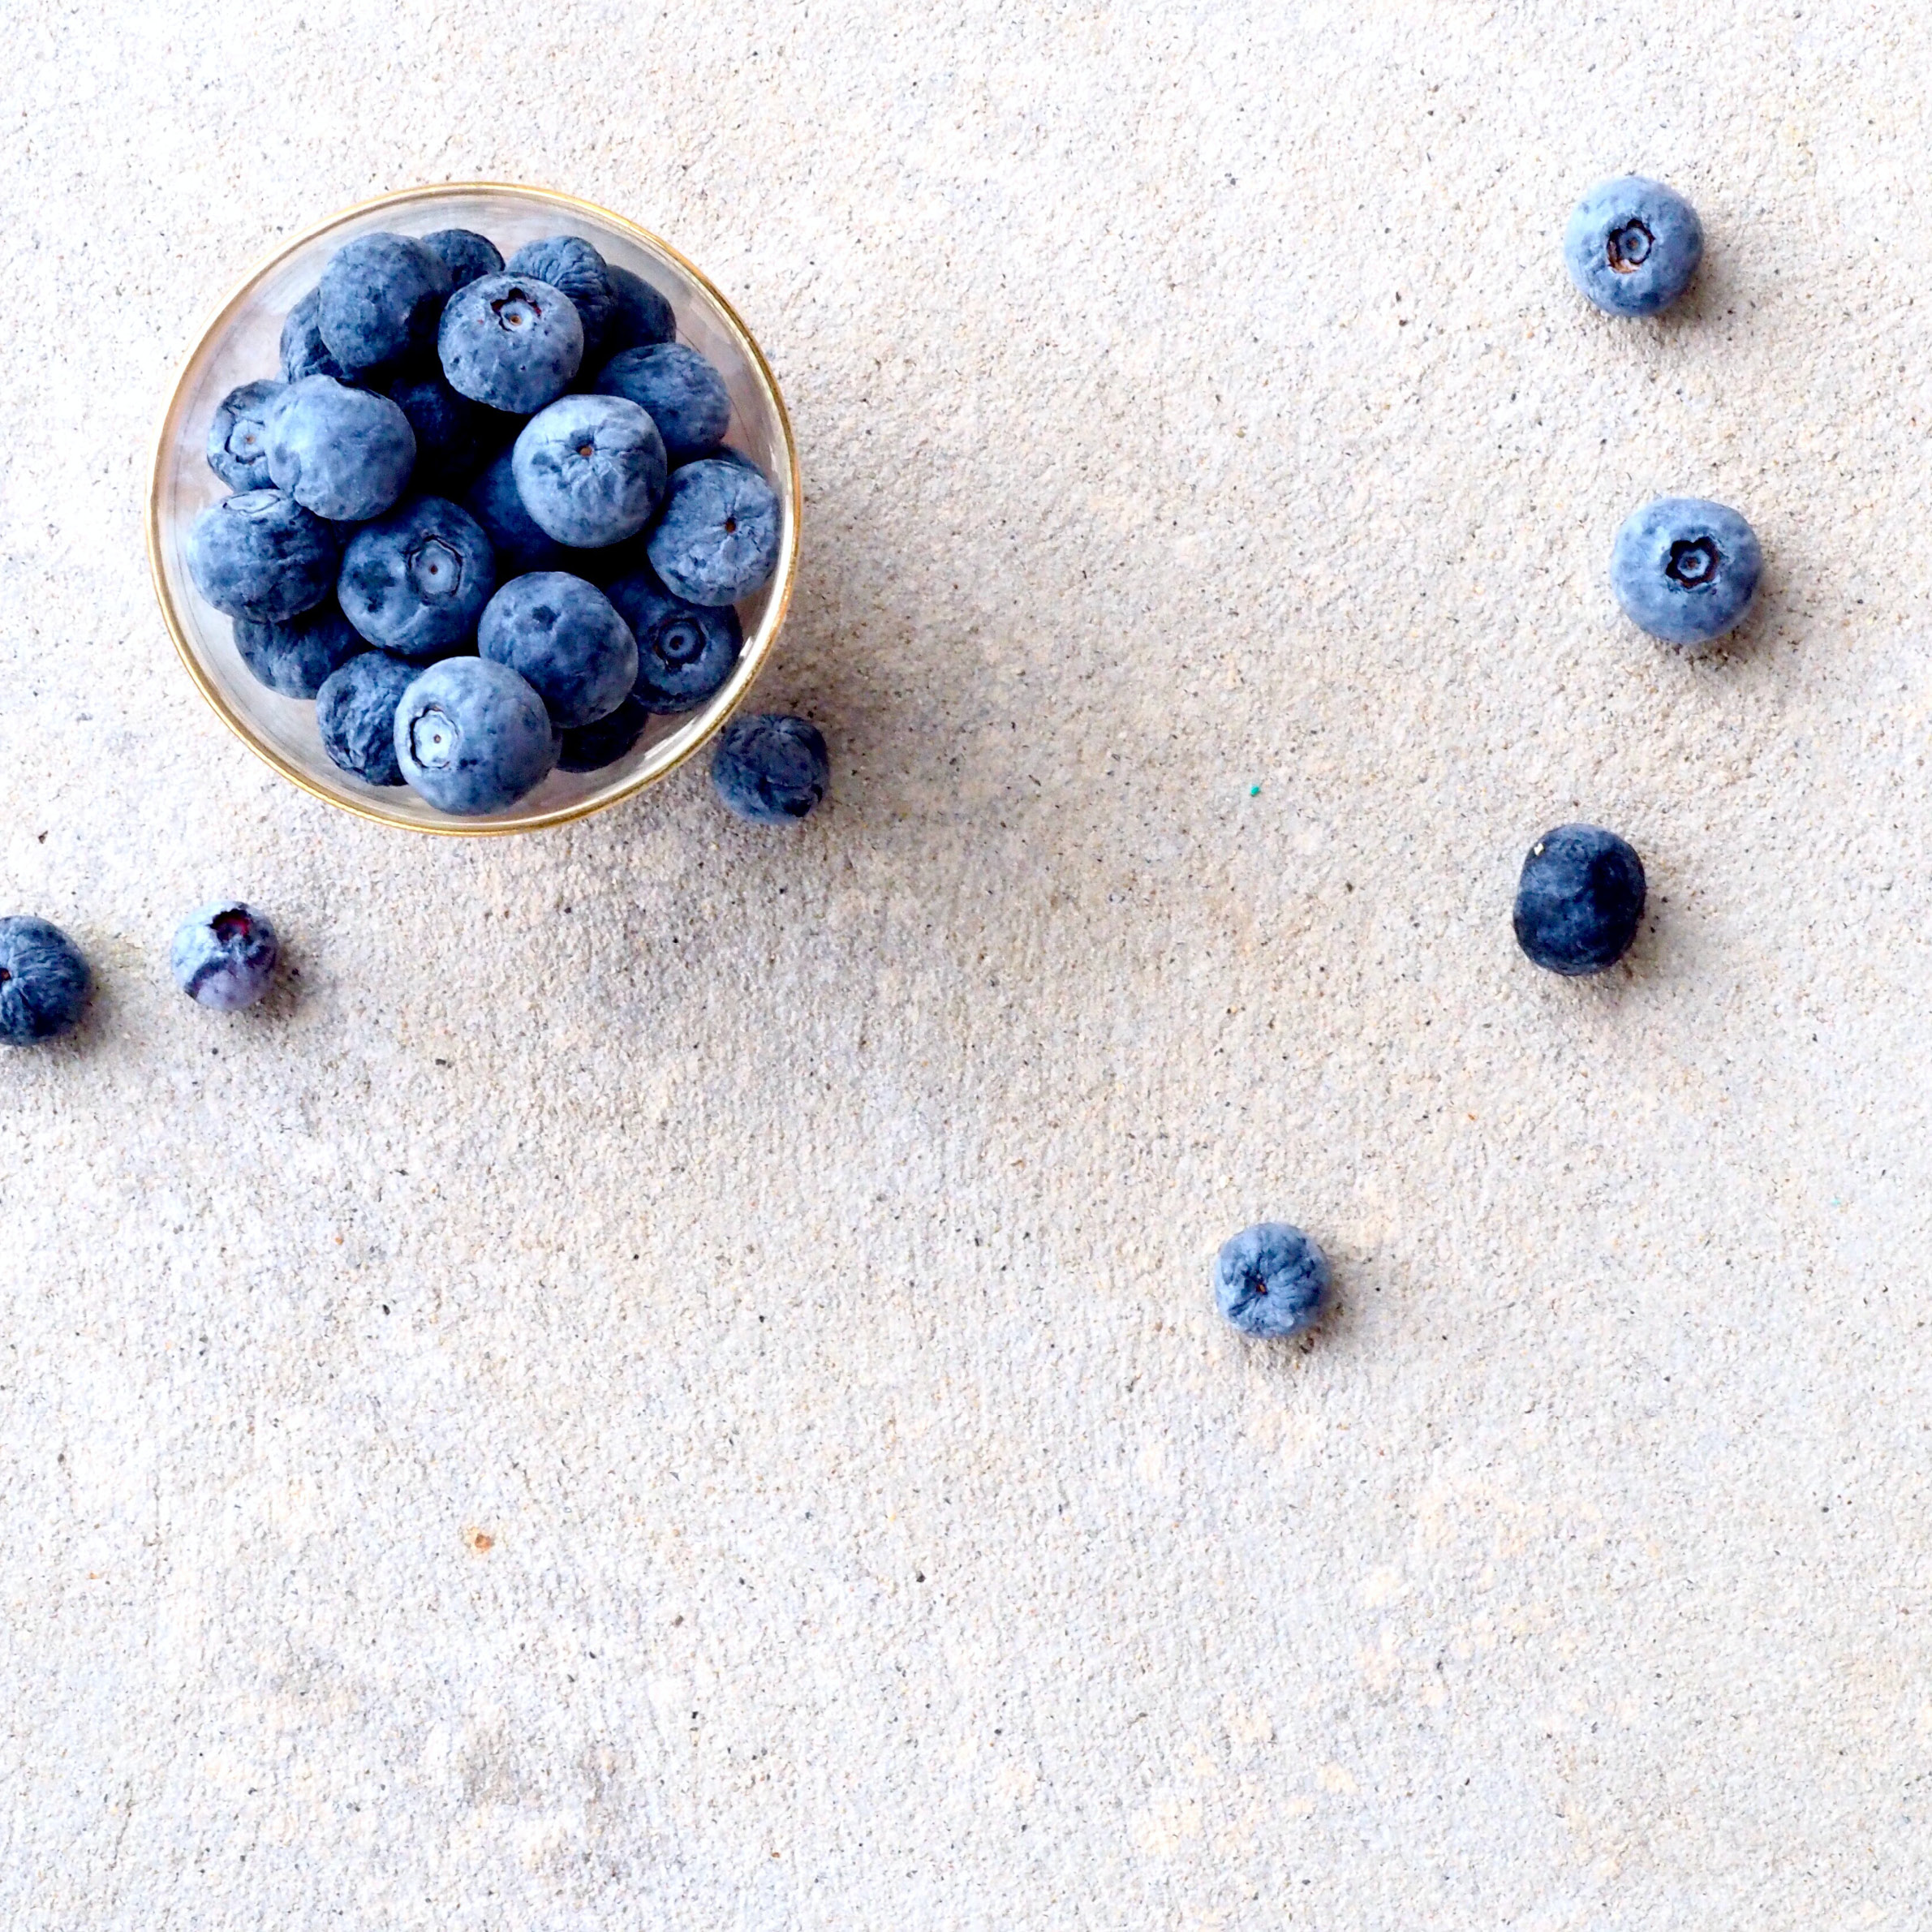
[2,4,1930,1927]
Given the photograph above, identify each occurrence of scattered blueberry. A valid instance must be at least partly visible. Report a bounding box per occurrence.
[513,394,666,548]
[604,263,677,351]
[384,371,489,492]
[710,713,828,824]
[505,235,616,352]
[1564,176,1703,318]
[338,497,497,659]
[265,375,416,523]
[317,651,417,785]
[463,449,565,575]
[187,489,338,622]
[421,228,504,291]
[648,457,781,605]
[478,572,638,729]
[1513,824,1646,975]
[594,343,731,458]
[607,566,742,712]
[1611,497,1762,649]
[557,692,652,772]
[438,272,584,414]
[233,600,363,699]
[206,379,287,490]
[394,656,557,814]
[279,288,348,383]
[0,916,90,1045]
[1213,1223,1331,1338]
[170,903,279,1011]
[318,231,452,371]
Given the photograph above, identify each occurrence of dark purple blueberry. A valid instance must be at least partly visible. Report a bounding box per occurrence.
[421,228,504,290]
[232,600,363,699]
[319,232,453,372]
[187,489,338,622]
[593,343,730,458]
[606,565,741,713]
[557,693,651,772]
[505,235,617,352]
[316,651,417,785]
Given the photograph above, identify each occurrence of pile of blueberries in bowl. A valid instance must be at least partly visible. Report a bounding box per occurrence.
[184,220,792,820]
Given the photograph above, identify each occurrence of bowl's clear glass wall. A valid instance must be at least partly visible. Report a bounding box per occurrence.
[153,188,793,831]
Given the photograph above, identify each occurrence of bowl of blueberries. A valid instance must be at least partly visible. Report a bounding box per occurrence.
[148,183,799,833]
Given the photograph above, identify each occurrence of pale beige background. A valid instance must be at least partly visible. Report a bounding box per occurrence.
[2,3,1928,1927]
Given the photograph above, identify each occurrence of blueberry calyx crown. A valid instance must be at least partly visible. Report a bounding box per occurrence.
[409,537,463,600]
[411,707,457,767]
[210,908,253,944]
[488,286,543,331]
[1607,219,1654,272]
[1665,536,1720,588]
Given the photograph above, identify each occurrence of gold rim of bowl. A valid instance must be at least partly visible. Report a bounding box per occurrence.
[145,181,801,837]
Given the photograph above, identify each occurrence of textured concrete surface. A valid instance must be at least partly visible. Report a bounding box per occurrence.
[2,3,1930,1926]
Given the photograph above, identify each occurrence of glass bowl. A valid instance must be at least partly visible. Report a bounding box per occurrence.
[146,183,799,835]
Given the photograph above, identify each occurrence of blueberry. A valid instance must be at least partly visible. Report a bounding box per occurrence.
[233,600,362,699]
[1564,176,1703,318]
[206,379,287,490]
[319,231,452,372]
[317,651,417,785]
[1212,1223,1330,1338]
[478,572,638,729]
[604,264,676,351]
[513,394,666,548]
[394,656,557,814]
[504,235,616,353]
[1611,497,1762,650]
[279,288,347,382]
[170,903,279,1011]
[710,713,828,824]
[557,693,651,772]
[593,343,730,458]
[265,375,416,523]
[1513,824,1646,975]
[438,272,584,415]
[647,458,781,606]
[187,489,338,622]
[0,916,90,1045]
[463,448,564,574]
[383,372,489,493]
[421,228,504,291]
[673,442,764,477]
[338,497,496,660]
[607,566,742,713]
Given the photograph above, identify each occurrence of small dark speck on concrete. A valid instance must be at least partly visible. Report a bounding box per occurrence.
[434,1057,450,1067]
[915,1572,925,1581]
[36,831,45,842]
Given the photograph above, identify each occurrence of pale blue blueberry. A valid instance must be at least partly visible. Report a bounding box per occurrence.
[279,288,347,383]
[265,375,415,523]
[394,657,557,814]
[478,573,638,729]
[607,566,741,713]
[647,457,779,605]
[1611,497,1761,649]
[187,489,338,622]
[316,651,416,785]
[338,497,496,659]
[319,231,452,371]
[593,343,730,458]
[1564,176,1702,317]
[1213,1223,1330,1338]
[439,272,584,414]
[505,235,616,351]
[206,379,286,490]
[170,903,279,1010]
[513,394,665,547]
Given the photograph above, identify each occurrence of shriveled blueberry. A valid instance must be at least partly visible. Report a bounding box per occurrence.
[385,372,490,492]
[187,489,338,622]
[421,228,503,291]
[319,231,452,371]
[478,572,638,729]
[206,379,287,490]
[439,272,584,415]
[338,497,496,660]
[594,343,730,458]
[710,713,828,824]
[1514,824,1646,975]
[648,458,780,606]
[604,264,676,351]
[1564,176,1702,318]
[317,651,416,785]
[0,916,90,1045]
[1213,1223,1330,1338]
[394,656,557,815]
[1611,497,1762,650]
[233,600,362,699]
[265,375,416,523]
[280,288,347,382]
[557,693,651,772]
[463,449,564,574]
[505,235,617,352]
[513,394,665,548]
[607,565,741,713]
[171,902,279,1011]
